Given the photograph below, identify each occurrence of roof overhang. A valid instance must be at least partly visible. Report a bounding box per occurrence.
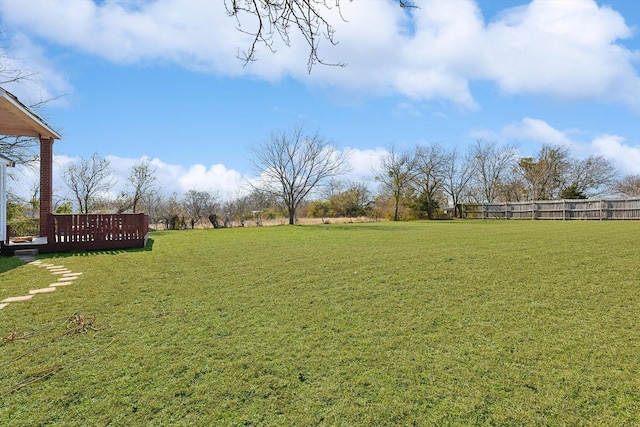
[0,87,61,140]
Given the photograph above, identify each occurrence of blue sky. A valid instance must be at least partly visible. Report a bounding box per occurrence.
[1,0,640,201]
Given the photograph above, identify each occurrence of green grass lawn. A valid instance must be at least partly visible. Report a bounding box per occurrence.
[1,220,640,425]
[0,257,60,299]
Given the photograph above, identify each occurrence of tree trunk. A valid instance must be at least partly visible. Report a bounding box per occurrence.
[393,196,400,221]
[288,208,295,225]
[209,214,221,229]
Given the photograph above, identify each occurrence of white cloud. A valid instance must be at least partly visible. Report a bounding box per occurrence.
[591,134,640,175]
[2,0,639,109]
[393,102,423,117]
[104,155,248,198]
[178,163,244,194]
[0,0,247,74]
[343,147,387,183]
[481,0,640,105]
[502,117,576,148]
[112,157,247,197]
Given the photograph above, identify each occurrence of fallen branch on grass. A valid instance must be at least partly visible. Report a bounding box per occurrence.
[60,313,98,336]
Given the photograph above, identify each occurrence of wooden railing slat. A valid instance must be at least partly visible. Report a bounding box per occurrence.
[47,213,149,249]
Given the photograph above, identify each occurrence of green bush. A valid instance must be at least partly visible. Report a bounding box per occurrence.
[7,218,39,237]
[6,200,39,237]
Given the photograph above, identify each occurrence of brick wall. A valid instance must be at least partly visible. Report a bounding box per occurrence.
[39,137,54,237]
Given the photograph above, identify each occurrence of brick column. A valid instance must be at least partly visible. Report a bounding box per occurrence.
[39,137,54,238]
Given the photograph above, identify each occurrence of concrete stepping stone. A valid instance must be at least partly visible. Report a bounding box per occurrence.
[29,287,56,295]
[2,295,34,302]
[50,281,73,287]
[1,256,84,310]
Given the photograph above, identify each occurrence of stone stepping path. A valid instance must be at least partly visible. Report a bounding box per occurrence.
[0,253,83,310]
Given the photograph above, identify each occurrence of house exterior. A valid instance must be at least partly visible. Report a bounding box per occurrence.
[0,87,61,239]
[0,87,149,255]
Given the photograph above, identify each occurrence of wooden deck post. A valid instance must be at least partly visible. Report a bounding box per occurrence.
[39,137,54,238]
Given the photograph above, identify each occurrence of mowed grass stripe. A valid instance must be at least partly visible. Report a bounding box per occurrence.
[1,220,639,425]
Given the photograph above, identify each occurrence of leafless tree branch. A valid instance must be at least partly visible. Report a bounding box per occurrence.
[226,0,415,72]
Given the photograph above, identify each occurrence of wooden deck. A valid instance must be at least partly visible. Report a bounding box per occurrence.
[1,213,149,255]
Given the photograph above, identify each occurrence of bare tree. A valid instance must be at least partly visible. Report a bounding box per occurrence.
[127,158,159,213]
[141,191,165,228]
[413,143,447,219]
[442,147,476,218]
[183,189,218,229]
[225,0,414,72]
[321,178,345,201]
[251,126,349,225]
[563,155,617,198]
[0,136,38,168]
[221,192,255,227]
[471,139,518,203]
[375,144,417,221]
[614,174,640,198]
[62,153,116,214]
[157,193,185,230]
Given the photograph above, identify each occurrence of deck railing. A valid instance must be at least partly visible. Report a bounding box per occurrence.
[47,213,149,251]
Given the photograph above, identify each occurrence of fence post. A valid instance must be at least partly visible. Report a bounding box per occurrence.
[531,202,535,220]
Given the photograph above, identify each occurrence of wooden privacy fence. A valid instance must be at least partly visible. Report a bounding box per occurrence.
[464,198,640,220]
[47,213,149,251]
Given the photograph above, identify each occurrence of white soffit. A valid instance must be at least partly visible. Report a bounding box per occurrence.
[0,88,61,140]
